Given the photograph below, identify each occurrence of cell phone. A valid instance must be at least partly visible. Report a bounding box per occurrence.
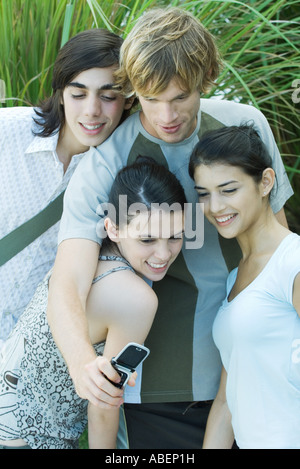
[110,342,150,388]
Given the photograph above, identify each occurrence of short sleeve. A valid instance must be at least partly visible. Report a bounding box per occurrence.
[58,147,118,245]
[277,235,300,304]
[250,108,294,214]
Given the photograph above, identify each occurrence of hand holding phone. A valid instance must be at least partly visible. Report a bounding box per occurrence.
[109,342,150,389]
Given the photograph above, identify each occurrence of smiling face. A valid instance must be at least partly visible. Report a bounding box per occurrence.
[137,78,200,143]
[106,208,184,281]
[61,66,130,155]
[193,163,268,240]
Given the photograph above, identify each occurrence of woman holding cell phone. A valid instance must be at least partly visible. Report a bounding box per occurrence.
[0,158,186,449]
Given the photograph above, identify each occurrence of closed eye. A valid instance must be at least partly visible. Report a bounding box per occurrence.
[100,94,117,101]
[222,188,238,194]
[169,236,183,242]
[140,238,155,244]
[176,94,188,101]
[143,97,156,102]
[71,93,85,99]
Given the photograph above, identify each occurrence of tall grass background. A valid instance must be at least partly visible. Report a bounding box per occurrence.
[0,0,299,231]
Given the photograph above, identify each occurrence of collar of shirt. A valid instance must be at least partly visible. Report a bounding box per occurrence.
[25,132,59,155]
[25,132,87,170]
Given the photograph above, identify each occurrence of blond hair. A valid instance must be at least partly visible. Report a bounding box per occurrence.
[115,7,222,97]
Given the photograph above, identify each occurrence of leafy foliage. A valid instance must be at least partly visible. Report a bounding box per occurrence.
[0,0,299,230]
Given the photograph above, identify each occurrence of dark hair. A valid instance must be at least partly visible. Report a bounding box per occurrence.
[111,156,186,221]
[101,157,186,248]
[33,29,125,137]
[189,124,273,183]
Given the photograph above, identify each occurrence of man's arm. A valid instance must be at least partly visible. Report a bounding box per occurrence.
[47,238,124,407]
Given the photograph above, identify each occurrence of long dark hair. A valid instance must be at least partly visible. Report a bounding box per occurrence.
[189,124,273,183]
[33,29,125,137]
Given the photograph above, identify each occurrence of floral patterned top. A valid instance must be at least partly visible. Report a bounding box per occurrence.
[0,255,134,449]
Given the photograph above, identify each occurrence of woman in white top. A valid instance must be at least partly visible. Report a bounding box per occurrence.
[189,124,300,449]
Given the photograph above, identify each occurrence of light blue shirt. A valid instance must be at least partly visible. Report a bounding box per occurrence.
[213,233,300,449]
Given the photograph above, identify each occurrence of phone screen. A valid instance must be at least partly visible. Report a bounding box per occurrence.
[117,345,148,368]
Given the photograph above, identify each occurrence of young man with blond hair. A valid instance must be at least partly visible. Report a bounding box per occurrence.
[48,7,293,448]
